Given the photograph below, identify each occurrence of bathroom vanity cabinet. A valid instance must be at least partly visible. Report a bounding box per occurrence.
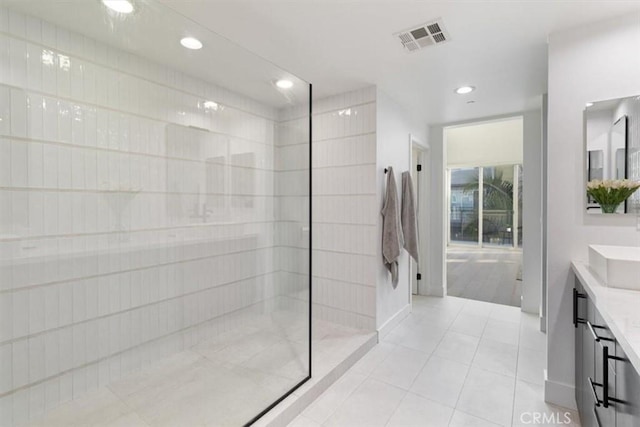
[574,277,640,427]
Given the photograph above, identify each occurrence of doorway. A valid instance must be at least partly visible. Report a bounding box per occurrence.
[444,117,524,307]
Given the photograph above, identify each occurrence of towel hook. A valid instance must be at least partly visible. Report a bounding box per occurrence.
[384,168,389,174]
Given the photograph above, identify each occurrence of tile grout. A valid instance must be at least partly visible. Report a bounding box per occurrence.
[290,296,555,427]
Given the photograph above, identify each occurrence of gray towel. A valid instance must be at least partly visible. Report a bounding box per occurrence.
[401,171,419,263]
[381,167,401,287]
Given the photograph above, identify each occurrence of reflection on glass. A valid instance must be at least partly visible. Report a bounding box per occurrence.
[231,152,255,208]
[450,168,479,243]
[611,117,627,180]
[206,156,226,210]
[588,150,604,181]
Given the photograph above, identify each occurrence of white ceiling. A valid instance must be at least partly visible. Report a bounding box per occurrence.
[159,0,640,125]
[5,0,311,110]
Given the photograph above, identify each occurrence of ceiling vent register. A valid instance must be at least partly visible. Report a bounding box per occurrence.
[394,19,450,52]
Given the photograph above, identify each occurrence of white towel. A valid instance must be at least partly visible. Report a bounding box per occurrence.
[381,167,401,287]
[401,171,419,263]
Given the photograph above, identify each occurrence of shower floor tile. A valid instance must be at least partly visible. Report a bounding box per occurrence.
[25,315,369,427]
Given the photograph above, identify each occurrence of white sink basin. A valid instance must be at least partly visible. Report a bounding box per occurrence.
[589,245,640,290]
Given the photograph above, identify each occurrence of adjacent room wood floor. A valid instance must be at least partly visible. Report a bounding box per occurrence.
[446,246,522,307]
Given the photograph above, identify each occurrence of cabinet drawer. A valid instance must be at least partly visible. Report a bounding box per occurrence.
[593,354,616,427]
[615,343,640,427]
[574,275,640,427]
[575,281,586,416]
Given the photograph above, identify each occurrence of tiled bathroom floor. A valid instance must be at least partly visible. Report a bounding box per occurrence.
[289,296,581,427]
[25,312,373,427]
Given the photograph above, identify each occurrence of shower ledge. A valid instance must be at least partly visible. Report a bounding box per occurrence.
[253,327,377,427]
[0,233,258,262]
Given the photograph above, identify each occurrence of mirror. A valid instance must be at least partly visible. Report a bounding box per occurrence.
[585,95,640,214]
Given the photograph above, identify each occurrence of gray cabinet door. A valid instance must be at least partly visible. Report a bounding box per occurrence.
[616,342,640,427]
[576,282,585,416]
[593,309,616,427]
[582,293,597,427]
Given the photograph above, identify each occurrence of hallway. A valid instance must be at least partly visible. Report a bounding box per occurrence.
[288,296,578,427]
[447,247,522,307]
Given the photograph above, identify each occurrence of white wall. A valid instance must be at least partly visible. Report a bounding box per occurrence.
[446,117,524,167]
[541,94,548,332]
[427,125,446,297]
[546,12,640,409]
[522,109,543,314]
[375,89,427,329]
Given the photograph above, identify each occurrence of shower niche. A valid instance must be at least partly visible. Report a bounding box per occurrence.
[0,1,311,425]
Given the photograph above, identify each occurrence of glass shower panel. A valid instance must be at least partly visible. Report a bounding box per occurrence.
[0,1,311,425]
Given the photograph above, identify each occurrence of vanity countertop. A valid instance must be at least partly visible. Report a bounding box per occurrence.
[572,261,640,374]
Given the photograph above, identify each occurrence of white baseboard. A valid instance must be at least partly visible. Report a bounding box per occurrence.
[377,304,411,340]
[544,370,577,410]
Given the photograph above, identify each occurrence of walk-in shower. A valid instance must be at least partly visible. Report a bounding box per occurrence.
[0,1,311,425]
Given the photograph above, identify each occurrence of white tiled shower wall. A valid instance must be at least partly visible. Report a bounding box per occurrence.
[0,7,311,425]
[276,87,378,331]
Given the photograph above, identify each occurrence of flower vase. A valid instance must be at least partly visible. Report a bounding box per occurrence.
[600,203,621,213]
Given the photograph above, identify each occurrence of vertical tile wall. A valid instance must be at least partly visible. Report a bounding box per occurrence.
[274,102,311,319]
[277,87,378,331]
[0,7,287,424]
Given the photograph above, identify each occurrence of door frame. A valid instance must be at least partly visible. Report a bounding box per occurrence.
[442,114,527,304]
[409,135,429,297]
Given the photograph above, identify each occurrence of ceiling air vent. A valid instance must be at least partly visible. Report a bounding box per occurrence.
[394,19,450,53]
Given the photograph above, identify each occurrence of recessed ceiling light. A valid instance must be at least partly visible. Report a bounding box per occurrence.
[276,79,293,89]
[102,0,134,14]
[585,102,594,107]
[180,37,203,50]
[455,86,475,95]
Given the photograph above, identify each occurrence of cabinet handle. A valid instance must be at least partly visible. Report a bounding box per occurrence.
[573,288,586,327]
[593,405,603,427]
[588,377,603,407]
[587,321,613,343]
[602,344,625,407]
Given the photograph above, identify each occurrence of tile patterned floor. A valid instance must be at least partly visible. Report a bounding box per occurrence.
[447,247,522,307]
[289,296,580,427]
